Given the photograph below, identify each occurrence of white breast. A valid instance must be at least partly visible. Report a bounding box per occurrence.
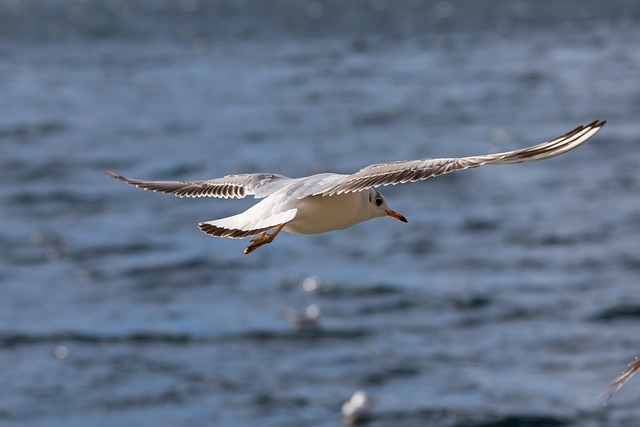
[283,192,370,235]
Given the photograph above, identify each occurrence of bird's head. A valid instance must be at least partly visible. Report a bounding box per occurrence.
[367,189,407,223]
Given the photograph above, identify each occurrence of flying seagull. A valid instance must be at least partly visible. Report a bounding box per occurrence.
[106,120,605,254]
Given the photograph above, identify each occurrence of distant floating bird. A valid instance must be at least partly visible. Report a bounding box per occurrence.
[106,120,605,254]
[341,390,372,425]
[285,304,321,330]
[599,354,640,404]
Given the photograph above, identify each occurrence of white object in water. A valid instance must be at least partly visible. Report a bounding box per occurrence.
[342,390,372,425]
[285,304,321,330]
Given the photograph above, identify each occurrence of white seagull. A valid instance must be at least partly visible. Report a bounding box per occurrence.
[341,390,373,425]
[106,120,605,254]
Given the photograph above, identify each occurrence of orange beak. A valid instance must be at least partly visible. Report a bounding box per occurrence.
[386,209,408,223]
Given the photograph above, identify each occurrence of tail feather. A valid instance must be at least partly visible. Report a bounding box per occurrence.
[198,223,274,239]
[198,208,297,239]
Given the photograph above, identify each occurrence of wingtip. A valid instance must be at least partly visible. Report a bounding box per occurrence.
[103,169,114,175]
[591,119,607,135]
[104,169,125,180]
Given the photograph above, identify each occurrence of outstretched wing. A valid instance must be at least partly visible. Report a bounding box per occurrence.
[313,120,606,197]
[105,170,291,199]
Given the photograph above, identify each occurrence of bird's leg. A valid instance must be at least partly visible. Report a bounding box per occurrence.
[244,223,286,254]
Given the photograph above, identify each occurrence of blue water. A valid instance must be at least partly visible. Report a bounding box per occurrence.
[2,1,640,426]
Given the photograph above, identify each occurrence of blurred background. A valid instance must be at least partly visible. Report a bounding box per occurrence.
[1,1,639,426]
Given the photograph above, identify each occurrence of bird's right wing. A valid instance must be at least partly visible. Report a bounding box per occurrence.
[105,170,291,199]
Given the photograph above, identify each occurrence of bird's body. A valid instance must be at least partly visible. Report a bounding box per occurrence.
[192,175,392,237]
[281,190,373,235]
[106,120,605,253]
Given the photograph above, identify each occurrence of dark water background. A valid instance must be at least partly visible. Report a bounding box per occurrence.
[2,1,640,426]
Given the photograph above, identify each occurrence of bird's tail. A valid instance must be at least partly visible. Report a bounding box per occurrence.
[198,209,296,239]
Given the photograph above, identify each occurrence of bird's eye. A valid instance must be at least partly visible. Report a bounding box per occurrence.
[375,198,383,207]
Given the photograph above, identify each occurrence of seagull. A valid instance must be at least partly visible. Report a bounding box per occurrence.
[341,390,373,425]
[106,120,605,254]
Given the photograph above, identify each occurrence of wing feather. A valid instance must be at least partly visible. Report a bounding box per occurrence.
[315,120,605,196]
[105,170,290,199]
[599,355,640,404]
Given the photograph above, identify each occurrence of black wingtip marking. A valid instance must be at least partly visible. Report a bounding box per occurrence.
[104,169,126,181]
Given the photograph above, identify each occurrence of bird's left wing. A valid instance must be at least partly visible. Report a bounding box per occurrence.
[313,120,605,197]
[105,170,291,199]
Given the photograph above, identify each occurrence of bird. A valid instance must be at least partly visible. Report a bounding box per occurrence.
[105,120,605,254]
[599,354,640,404]
[341,390,373,425]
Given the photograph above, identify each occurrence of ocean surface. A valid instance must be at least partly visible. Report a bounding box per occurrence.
[1,1,640,426]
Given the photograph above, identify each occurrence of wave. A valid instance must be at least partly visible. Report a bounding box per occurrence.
[0,328,370,348]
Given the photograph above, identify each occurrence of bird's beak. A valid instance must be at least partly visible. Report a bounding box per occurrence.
[386,209,408,223]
